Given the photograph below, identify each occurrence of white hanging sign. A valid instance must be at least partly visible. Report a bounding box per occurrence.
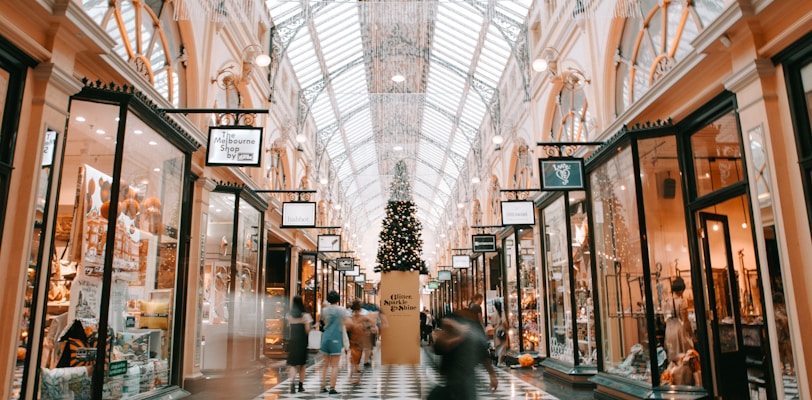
[206,126,263,167]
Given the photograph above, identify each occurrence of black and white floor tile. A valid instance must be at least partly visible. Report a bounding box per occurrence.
[255,348,559,400]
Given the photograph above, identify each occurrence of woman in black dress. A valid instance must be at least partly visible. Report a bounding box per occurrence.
[287,295,312,393]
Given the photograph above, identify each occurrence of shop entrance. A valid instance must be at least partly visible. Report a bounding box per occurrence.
[697,198,763,399]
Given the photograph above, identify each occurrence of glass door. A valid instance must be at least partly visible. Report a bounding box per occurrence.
[698,210,749,399]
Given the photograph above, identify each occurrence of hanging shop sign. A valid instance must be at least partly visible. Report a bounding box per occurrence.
[353,273,366,282]
[281,202,316,228]
[438,270,452,281]
[539,158,585,190]
[346,265,360,276]
[472,234,497,252]
[428,280,439,289]
[501,200,535,225]
[206,126,263,167]
[452,255,470,269]
[318,234,341,252]
[336,257,354,271]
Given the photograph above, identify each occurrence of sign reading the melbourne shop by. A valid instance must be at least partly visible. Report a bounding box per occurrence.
[539,158,585,190]
[206,126,263,167]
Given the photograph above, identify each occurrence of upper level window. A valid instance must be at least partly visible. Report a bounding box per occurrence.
[615,0,723,115]
[82,0,183,106]
[550,77,592,143]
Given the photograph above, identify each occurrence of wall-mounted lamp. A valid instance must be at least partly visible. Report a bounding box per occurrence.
[492,134,504,151]
[532,47,559,75]
[241,44,271,81]
[295,132,306,152]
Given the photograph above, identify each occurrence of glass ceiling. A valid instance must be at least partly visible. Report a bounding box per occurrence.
[269,0,532,235]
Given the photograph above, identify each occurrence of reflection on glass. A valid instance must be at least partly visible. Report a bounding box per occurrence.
[39,99,188,399]
[13,130,55,400]
[590,147,650,382]
[518,228,540,352]
[503,237,518,353]
[544,198,572,363]
[692,111,744,198]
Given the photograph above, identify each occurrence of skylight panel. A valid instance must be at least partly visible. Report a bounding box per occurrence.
[426,68,465,105]
[352,142,377,168]
[422,109,453,141]
[310,96,336,127]
[496,0,530,21]
[268,0,301,22]
[450,133,471,157]
[459,93,487,128]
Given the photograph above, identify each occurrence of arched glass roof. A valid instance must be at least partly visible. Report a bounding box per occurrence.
[269,0,532,234]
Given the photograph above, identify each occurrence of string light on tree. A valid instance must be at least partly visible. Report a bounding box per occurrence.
[375,160,427,274]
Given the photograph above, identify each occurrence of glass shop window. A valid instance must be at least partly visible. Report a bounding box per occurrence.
[590,146,649,382]
[692,112,744,198]
[39,99,184,399]
[638,135,702,387]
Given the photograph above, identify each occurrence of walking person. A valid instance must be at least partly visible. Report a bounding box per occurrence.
[320,291,348,394]
[286,295,312,393]
[345,300,374,384]
[491,300,508,367]
[430,311,498,400]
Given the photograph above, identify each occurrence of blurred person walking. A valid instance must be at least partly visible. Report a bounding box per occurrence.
[346,300,375,384]
[491,300,508,367]
[429,311,498,400]
[286,295,312,393]
[319,291,348,394]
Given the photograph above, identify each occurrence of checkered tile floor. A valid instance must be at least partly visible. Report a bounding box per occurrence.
[255,347,559,399]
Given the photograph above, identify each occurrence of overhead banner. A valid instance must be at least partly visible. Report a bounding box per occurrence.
[452,255,469,269]
[281,202,316,228]
[472,234,496,252]
[318,234,341,252]
[539,158,585,190]
[336,257,354,271]
[206,126,263,167]
[501,200,535,225]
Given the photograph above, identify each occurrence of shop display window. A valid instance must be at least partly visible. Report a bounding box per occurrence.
[543,192,596,368]
[38,96,191,399]
[201,190,263,371]
[544,197,573,363]
[638,136,702,387]
[590,146,650,382]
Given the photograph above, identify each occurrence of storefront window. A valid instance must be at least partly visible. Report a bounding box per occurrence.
[201,190,264,371]
[590,146,649,382]
[503,236,518,353]
[638,136,702,387]
[544,197,572,363]
[517,228,540,352]
[543,191,595,369]
[692,112,744,198]
[37,96,191,399]
[13,129,56,400]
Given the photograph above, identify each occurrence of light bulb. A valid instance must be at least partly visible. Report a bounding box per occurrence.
[532,58,548,72]
[492,135,504,145]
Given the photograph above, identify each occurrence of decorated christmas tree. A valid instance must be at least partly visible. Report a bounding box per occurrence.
[375,160,427,274]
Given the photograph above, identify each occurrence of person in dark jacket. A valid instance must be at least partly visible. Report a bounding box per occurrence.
[430,311,498,399]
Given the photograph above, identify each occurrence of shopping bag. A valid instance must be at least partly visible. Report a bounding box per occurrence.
[308,329,322,350]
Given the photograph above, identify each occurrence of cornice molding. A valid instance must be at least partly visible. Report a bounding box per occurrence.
[723,58,775,93]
